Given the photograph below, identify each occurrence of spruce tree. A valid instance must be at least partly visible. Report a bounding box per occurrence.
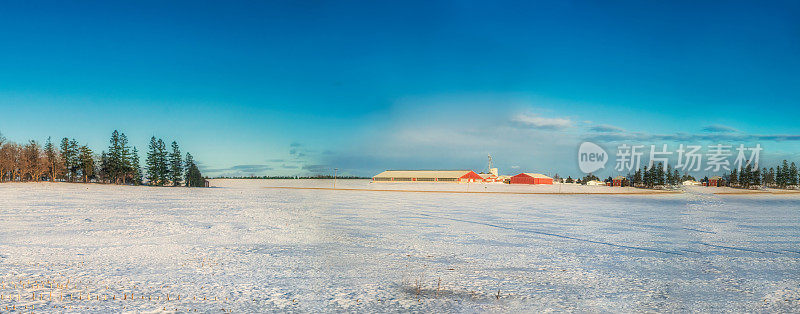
[108,130,122,183]
[78,145,95,182]
[183,152,205,187]
[752,166,761,187]
[68,139,79,181]
[672,169,680,185]
[791,162,799,187]
[768,167,775,187]
[156,139,169,185]
[169,141,183,186]
[779,160,790,188]
[729,168,739,187]
[184,152,194,186]
[43,137,61,182]
[186,162,204,187]
[131,147,142,185]
[119,132,132,184]
[741,164,751,188]
[99,151,109,183]
[60,138,72,182]
[146,137,161,185]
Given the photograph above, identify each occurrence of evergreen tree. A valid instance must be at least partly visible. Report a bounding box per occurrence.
[108,130,121,183]
[99,151,109,183]
[672,169,680,185]
[740,163,749,188]
[60,137,72,181]
[665,164,672,185]
[60,137,80,182]
[186,161,205,187]
[43,137,62,182]
[779,160,790,188]
[729,168,739,187]
[182,152,205,187]
[751,166,761,187]
[791,162,799,187]
[169,141,183,186]
[656,162,665,186]
[741,164,751,188]
[146,137,161,185]
[184,152,194,186]
[633,168,642,187]
[156,139,169,185]
[581,173,599,183]
[768,167,775,187]
[131,147,142,185]
[119,132,132,184]
[68,139,78,181]
[77,145,95,183]
[107,130,133,184]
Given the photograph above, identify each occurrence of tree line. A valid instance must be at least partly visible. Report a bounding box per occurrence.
[0,131,205,187]
[624,163,694,188]
[620,160,799,189]
[556,164,695,187]
[726,160,798,189]
[559,160,798,190]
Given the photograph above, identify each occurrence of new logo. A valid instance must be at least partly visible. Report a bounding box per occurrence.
[579,142,608,174]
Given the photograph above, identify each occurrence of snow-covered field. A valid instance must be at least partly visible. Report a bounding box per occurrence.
[1,179,799,312]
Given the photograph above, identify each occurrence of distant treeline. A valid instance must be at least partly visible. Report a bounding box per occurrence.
[724,160,798,189]
[557,159,799,190]
[215,175,369,179]
[0,130,205,187]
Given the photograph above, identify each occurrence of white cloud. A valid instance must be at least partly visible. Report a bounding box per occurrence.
[702,124,738,133]
[589,124,625,133]
[512,113,572,130]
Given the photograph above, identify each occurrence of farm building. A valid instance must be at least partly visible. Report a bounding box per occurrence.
[479,173,500,182]
[585,180,605,186]
[612,176,627,187]
[478,167,500,182]
[372,170,484,183]
[509,173,553,185]
[707,176,724,187]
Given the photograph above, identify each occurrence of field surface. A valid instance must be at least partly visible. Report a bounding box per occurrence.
[1,179,799,312]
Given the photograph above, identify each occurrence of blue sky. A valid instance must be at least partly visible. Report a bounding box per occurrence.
[1,0,799,177]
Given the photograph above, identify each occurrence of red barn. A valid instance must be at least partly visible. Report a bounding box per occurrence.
[372,170,484,183]
[708,176,723,187]
[612,176,626,187]
[478,173,498,182]
[509,173,553,185]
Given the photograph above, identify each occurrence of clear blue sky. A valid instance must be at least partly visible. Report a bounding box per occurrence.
[1,0,799,177]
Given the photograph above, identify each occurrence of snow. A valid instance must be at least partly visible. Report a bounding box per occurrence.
[1,180,799,312]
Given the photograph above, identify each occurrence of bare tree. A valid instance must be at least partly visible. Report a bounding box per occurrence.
[0,143,22,181]
[22,141,46,181]
[0,143,9,182]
